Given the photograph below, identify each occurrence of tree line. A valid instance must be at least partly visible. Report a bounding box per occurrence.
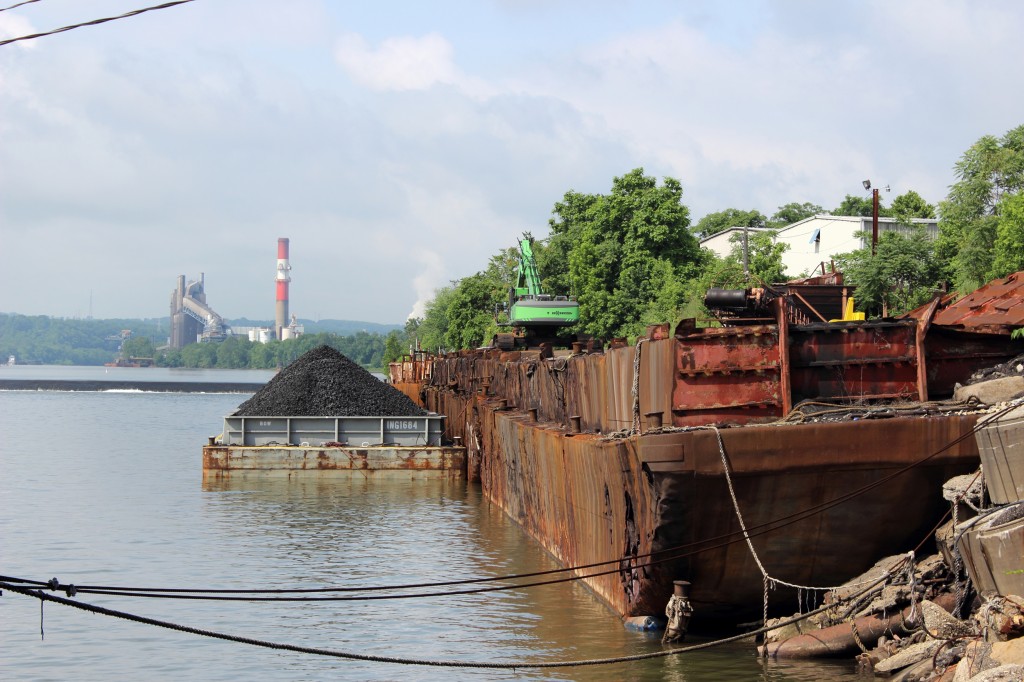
[0,314,393,371]
[130,332,389,371]
[398,124,1024,352]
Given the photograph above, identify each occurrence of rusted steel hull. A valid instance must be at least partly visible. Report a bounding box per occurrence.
[419,391,978,624]
[202,444,465,479]
[391,309,1020,626]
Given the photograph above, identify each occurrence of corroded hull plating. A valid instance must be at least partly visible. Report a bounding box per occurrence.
[405,384,979,623]
[392,312,1017,625]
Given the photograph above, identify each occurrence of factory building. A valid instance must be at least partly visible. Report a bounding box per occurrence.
[168,273,229,348]
[168,239,301,348]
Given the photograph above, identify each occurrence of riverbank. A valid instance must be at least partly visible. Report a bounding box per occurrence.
[0,378,266,392]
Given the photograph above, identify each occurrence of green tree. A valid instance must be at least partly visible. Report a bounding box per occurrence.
[834,228,942,316]
[215,336,251,368]
[832,193,889,217]
[547,168,703,339]
[937,124,1024,291]
[417,285,456,352]
[444,273,498,349]
[382,330,405,366]
[693,230,789,293]
[121,335,155,360]
[768,202,824,228]
[692,208,766,239]
[889,190,936,224]
[991,192,1024,277]
[180,342,218,368]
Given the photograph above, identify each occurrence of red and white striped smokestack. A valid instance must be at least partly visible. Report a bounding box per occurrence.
[275,238,291,339]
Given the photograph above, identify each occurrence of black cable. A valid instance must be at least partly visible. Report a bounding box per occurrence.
[0,0,195,47]
[0,567,899,669]
[0,0,41,13]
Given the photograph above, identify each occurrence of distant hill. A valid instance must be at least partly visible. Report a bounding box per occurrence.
[228,318,403,335]
[0,312,403,366]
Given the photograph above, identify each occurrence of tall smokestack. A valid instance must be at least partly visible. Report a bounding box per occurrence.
[275,238,291,339]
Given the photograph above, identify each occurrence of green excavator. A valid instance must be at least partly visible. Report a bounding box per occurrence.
[493,235,579,350]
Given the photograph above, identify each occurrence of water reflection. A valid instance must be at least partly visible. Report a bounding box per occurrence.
[1,389,864,681]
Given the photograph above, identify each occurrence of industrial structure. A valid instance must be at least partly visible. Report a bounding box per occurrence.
[169,239,300,348]
[275,237,292,341]
[169,273,229,348]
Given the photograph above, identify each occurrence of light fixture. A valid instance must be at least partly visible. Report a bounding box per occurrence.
[862,179,871,191]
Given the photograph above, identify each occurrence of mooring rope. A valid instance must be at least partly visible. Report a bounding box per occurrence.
[0,567,898,670]
[709,421,939,632]
[630,337,644,436]
[711,425,907,592]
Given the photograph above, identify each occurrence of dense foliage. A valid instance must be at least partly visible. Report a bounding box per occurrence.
[692,208,765,239]
[541,169,706,339]
[408,125,1024,351]
[155,332,389,370]
[834,228,943,316]
[769,202,824,227]
[698,229,790,291]
[937,124,1024,292]
[0,314,164,365]
[0,313,394,370]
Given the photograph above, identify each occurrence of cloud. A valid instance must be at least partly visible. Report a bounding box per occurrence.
[334,32,459,91]
[4,1,1024,323]
[0,13,37,50]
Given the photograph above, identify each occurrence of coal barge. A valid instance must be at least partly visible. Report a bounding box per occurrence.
[390,272,1024,627]
[203,346,462,478]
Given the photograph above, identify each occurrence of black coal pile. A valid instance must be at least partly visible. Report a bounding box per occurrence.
[233,345,426,417]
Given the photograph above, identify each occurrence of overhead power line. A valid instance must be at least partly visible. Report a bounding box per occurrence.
[0,1,43,15]
[0,0,195,47]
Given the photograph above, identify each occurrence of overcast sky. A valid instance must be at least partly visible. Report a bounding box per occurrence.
[1,0,1022,324]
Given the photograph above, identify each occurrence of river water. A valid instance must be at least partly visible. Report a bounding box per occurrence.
[0,371,864,681]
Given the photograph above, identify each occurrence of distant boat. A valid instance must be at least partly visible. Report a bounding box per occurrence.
[103,357,154,368]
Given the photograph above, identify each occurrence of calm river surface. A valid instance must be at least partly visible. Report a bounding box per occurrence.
[1,371,865,680]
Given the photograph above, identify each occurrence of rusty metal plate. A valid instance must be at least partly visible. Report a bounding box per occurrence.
[905,271,1024,331]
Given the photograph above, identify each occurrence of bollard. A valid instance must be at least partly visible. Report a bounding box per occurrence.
[569,415,582,433]
[571,342,583,354]
[662,580,693,643]
[644,411,663,430]
[527,408,538,422]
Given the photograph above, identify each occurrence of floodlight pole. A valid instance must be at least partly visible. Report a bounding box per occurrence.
[871,188,879,256]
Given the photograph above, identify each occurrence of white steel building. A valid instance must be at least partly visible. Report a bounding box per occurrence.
[699,215,939,278]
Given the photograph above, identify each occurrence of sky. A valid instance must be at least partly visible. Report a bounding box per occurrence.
[1,0,1022,324]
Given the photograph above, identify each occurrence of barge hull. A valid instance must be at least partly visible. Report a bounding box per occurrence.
[392,293,1021,626]
[416,387,978,623]
[203,445,465,479]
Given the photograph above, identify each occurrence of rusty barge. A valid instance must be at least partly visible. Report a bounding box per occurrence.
[390,274,1024,627]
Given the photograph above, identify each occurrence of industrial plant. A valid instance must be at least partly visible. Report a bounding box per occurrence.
[168,238,303,348]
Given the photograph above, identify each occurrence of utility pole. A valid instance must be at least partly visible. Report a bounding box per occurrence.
[742,226,749,277]
[871,188,879,256]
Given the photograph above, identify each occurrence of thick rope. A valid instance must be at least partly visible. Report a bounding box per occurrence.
[630,338,644,436]
[710,425,891,595]
[0,569,897,670]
